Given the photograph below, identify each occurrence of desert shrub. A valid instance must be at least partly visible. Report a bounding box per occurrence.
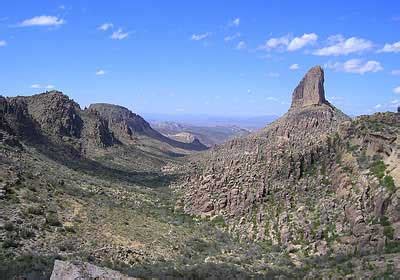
[26,205,44,215]
[58,239,76,251]
[385,241,400,254]
[64,225,76,233]
[46,213,61,227]
[2,239,18,249]
[383,225,395,240]
[19,227,35,239]
[382,175,396,192]
[4,222,14,231]
[370,160,386,179]
[380,216,390,227]
[210,215,226,227]
[23,190,40,203]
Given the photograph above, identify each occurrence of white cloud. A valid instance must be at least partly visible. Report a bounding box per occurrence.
[96,70,106,76]
[98,23,113,31]
[313,35,373,56]
[379,41,400,53]
[394,86,400,94]
[391,70,400,76]
[289,63,299,70]
[259,35,290,50]
[326,59,383,74]
[0,40,6,47]
[111,28,128,40]
[287,33,318,51]
[31,84,55,89]
[191,32,210,41]
[259,33,317,51]
[374,104,382,109]
[229,18,240,27]
[236,41,246,50]
[224,32,241,41]
[19,15,65,27]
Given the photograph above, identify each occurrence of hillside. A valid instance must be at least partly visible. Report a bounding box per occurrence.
[175,66,400,277]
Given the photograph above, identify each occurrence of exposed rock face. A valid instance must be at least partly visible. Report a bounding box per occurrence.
[0,91,206,157]
[0,91,117,154]
[88,103,154,140]
[24,91,84,138]
[290,66,329,109]
[176,65,399,257]
[88,103,208,151]
[50,260,139,280]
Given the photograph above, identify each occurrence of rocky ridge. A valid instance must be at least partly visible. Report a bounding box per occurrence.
[175,66,400,260]
[0,91,206,158]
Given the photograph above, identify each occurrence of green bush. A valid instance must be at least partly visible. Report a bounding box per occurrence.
[385,241,400,254]
[46,213,61,227]
[26,206,44,215]
[2,239,18,249]
[384,226,394,240]
[370,160,386,179]
[382,175,396,192]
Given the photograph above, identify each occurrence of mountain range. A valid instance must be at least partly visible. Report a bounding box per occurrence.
[0,66,399,279]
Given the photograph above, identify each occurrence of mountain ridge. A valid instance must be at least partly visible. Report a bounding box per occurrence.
[175,66,400,261]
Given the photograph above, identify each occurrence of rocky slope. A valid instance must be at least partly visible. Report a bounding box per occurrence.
[175,66,400,268]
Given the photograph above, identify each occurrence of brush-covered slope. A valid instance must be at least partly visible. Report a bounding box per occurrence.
[176,66,400,263]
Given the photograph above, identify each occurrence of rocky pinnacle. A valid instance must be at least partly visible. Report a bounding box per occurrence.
[290,65,329,109]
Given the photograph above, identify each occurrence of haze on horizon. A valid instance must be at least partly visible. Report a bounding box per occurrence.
[0,0,399,118]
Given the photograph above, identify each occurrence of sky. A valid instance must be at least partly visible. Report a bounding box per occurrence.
[0,0,399,117]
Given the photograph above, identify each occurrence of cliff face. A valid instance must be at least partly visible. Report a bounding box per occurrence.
[290,65,329,109]
[176,66,400,257]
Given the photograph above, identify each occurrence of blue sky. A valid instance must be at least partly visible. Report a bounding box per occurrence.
[0,0,399,117]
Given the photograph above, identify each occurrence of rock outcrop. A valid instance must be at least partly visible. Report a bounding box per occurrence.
[290,66,329,109]
[50,260,139,280]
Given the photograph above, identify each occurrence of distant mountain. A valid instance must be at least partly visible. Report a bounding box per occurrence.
[143,113,278,130]
[88,103,207,151]
[151,121,250,147]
